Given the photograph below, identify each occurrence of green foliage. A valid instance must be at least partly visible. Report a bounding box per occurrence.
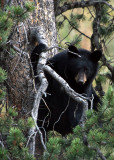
[0,107,35,160]
[0,2,34,45]
[97,74,107,84]
[6,2,34,21]
[27,117,35,128]
[0,148,8,160]
[56,9,86,47]
[8,107,18,117]
[66,138,84,160]
[98,4,114,38]
[74,13,86,21]
[43,134,61,160]
[57,20,65,29]
[25,1,35,12]
[73,35,82,48]
[0,3,35,159]
[0,67,7,100]
[59,0,67,6]
[43,86,114,160]
[99,25,114,38]
[0,67,7,83]
[70,13,79,28]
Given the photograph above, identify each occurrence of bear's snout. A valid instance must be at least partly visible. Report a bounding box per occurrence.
[75,71,87,85]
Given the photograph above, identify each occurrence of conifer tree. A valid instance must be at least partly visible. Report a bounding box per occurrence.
[0,2,35,159]
[0,0,113,159]
[43,86,114,160]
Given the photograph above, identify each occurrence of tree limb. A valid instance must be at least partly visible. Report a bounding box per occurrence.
[29,50,48,154]
[90,147,107,160]
[28,29,48,154]
[62,14,91,39]
[91,4,114,82]
[43,65,107,159]
[44,65,89,123]
[56,0,114,16]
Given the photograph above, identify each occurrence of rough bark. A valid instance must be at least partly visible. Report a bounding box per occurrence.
[2,0,58,157]
[3,0,58,112]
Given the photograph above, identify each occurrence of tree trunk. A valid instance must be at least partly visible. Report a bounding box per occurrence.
[3,0,58,157]
[5,0,58,113]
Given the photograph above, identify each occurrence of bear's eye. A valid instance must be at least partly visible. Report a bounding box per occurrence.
[84,68,90,76]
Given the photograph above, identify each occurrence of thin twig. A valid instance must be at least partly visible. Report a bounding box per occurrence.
[53,97,70,131]
[63,15,91,39]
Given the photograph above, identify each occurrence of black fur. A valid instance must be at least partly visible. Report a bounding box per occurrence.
[31,44,102,135]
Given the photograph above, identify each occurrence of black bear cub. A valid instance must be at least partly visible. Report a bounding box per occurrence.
[31,44,102,135]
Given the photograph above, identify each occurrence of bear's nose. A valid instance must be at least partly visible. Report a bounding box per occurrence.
[77,79,84,85]
[75,72,87,85]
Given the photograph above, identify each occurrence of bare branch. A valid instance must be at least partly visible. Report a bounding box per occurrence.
[53,97,70,131]
[43,65,88,128]
[44,65,89,102]
[102,1,114,10]
[62,15,91,39]
[59,27,73,44]
[90,147,107,160]
[42,65,107,160]
[29,50,48,154]
[46,45,81,57]
[44,63,106,159]
[28,26,49,154]
[11,44,37,92]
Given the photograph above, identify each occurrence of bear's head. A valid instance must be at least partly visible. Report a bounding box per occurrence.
[65,45,102,92]
[48,45,102,93]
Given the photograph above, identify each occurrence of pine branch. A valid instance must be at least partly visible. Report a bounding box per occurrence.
[101,55,114,82]
[91,4,114,82]
[44,65,89,102]
[91,147,107,160]
[56,0,114,16]
[0,140,11,160]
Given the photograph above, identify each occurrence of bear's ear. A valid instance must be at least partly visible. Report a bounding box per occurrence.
[68,45,79,56]
[90,50,102,62]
